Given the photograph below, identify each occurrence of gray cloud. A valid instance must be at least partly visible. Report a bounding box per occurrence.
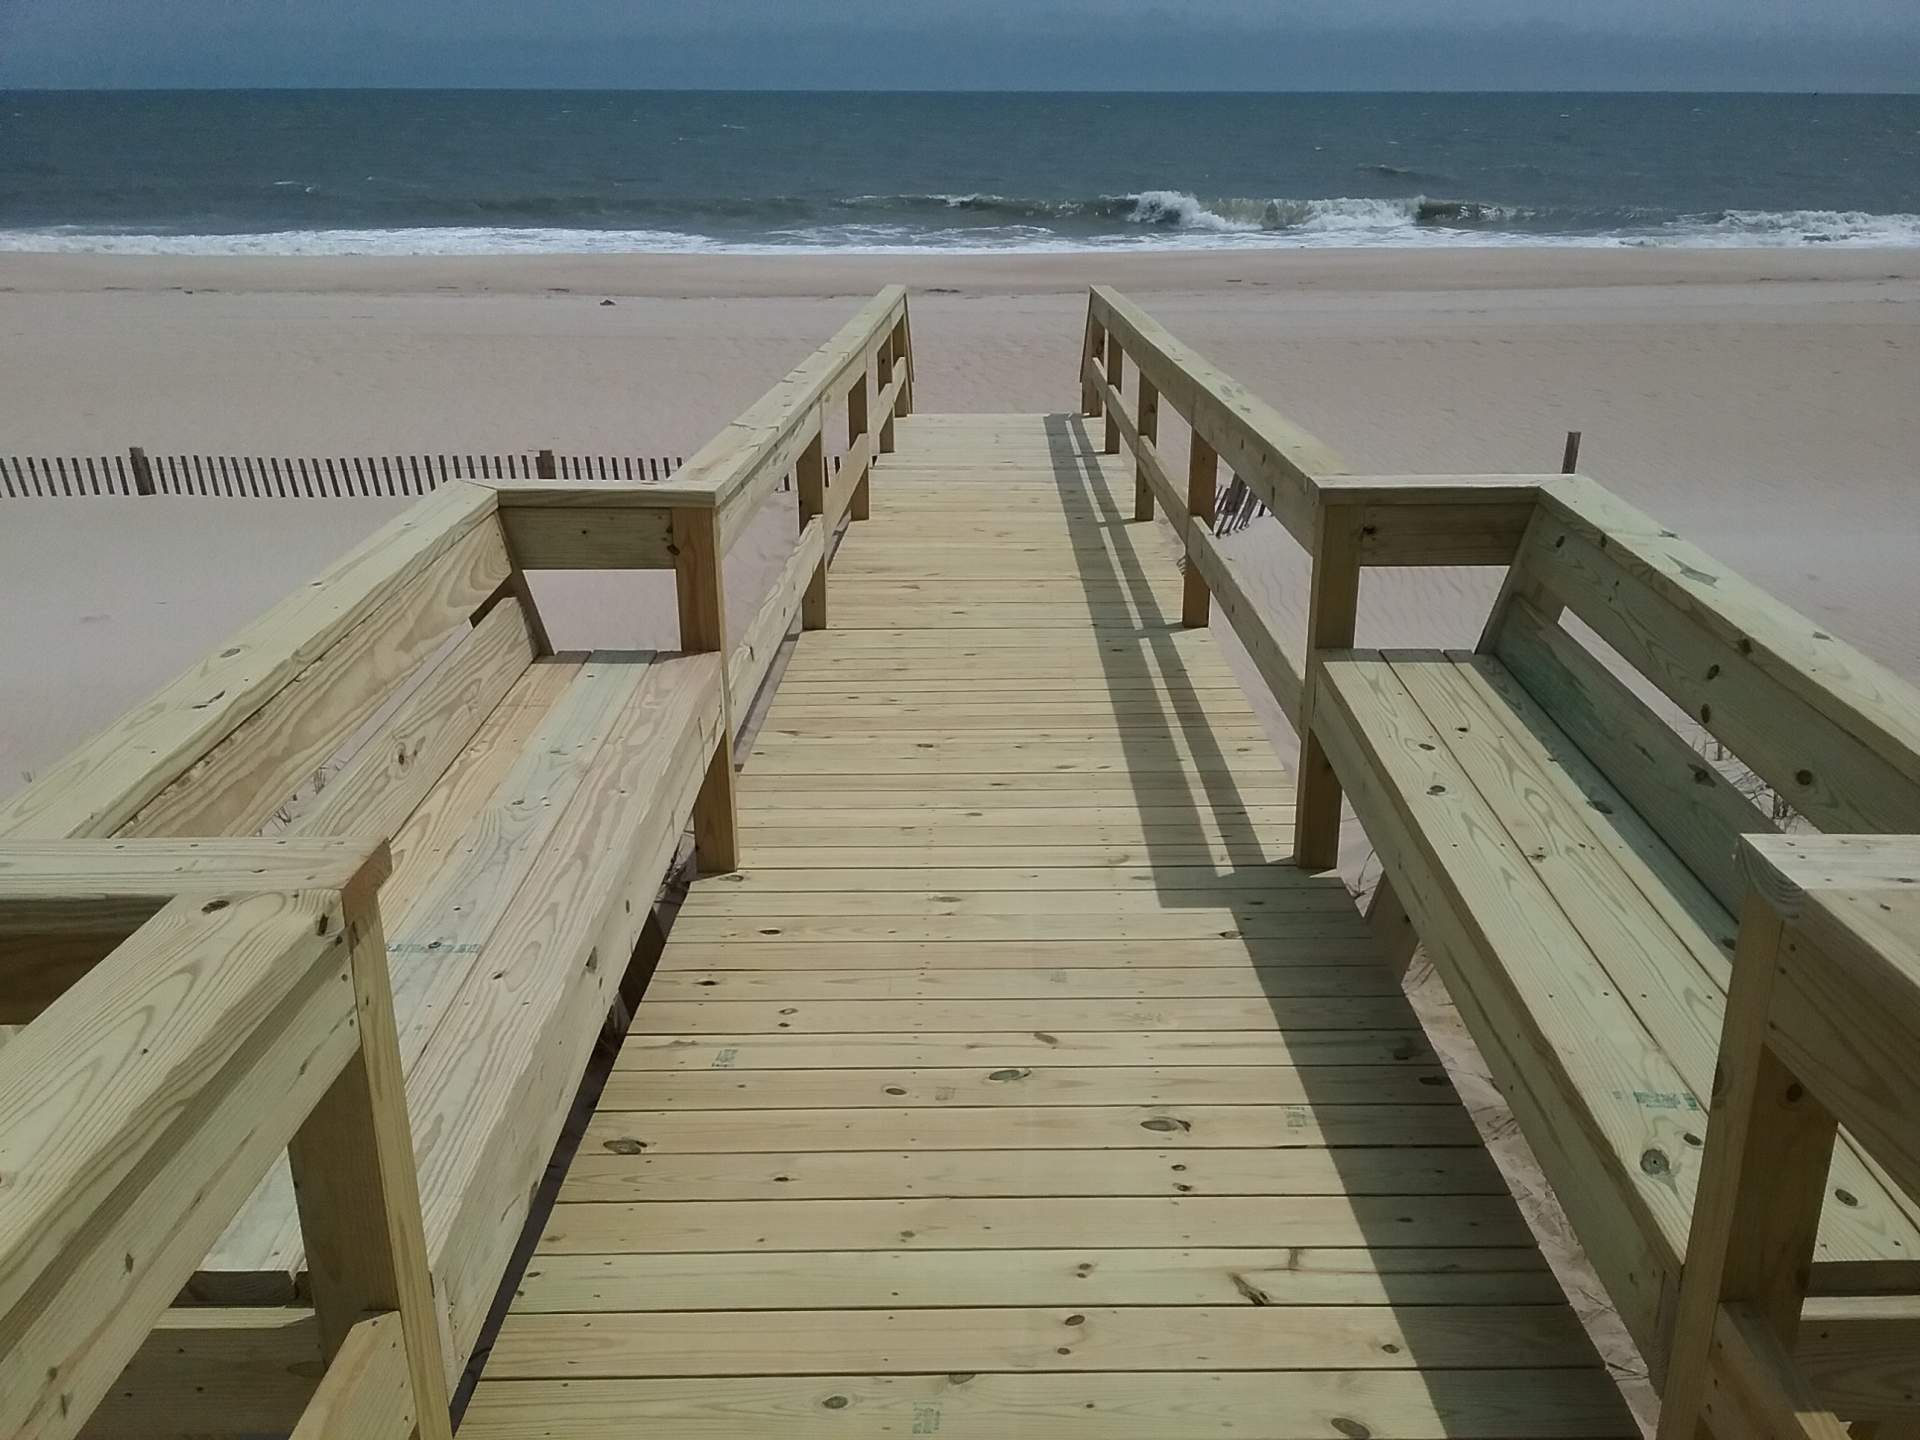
[4,0,1917,89]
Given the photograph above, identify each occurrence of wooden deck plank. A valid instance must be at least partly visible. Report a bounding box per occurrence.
[487,1304,1602,1377]
[512,1246,1559,1311]
[462,1372,1632,1439]
[640,966,1402,1000]
[537,1195,1538,1253]
[556,1146,1503,1203]
[578,1103,1481,1151]
[614,1029,1437,1069]
[466,411,1630,1440]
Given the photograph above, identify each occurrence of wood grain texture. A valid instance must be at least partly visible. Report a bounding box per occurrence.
[465,407,1628,1440]
[0,482,498,839]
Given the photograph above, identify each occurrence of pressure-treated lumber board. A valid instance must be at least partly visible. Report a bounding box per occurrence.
[557,1145,1502,1203]
[742,768,1260,792]
[1487,596,1776,915]
[1311,652,1711,1358]
[728,515,824,712]
[462,407,1625,1440]
[615,1029,1435,1070]
[537,1194,1536,1253]
[678,864,1307,893]
[653,936,1386,967]
[0,482,499,839]
[662,913,1384,944]
[373,656,582,923]
[631,996,1422,1032]
[0,837,395,1019]
[641,965,1399,1000]
[198,652,655,1298]
[1089,289,1352,545]
[1430,652,1920,1250]
[673,880,1328,917]
[1520,478,1920,833]
[119,519,513,839]
[285,1312,416,1440]
[498,505,676,569]
[463,1370,1634,1440]
[579,1102,1478,1152]
[1403,653,1920,1262]
[75,1307,319,1439]
[742,746,1287,776]
[288,596,539,844]
[740,844,1293,867]
[0,836,392,906]
[0,891,360,1439]
[511,1246,1561,1313]
[596,1063,1454,1108]
[488,1304,1600,1378]
[408,651,725,1361]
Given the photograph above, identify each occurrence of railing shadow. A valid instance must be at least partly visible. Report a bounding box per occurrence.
[1035,410,1616,1427]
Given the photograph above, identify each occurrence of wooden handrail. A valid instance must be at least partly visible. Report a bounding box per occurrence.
[567,286,911,538]
[1085,284,1351,546]
[1078,287,1545,871]
[0,840,451,1440]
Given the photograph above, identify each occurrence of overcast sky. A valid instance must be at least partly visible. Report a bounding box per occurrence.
[4,0,1917,91]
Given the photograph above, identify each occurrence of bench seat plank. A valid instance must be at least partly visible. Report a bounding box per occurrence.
[197,651,652,1299]
[1397,653,1920,1256]
[188,647,565,1300]
[1315,649,1920,1375]
[408,650,726,1366]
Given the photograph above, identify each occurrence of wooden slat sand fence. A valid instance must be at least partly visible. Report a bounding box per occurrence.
[0,449,687,498]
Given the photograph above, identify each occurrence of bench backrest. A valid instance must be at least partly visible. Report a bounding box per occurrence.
[0,483,529,844]
[1485,475,1920,913]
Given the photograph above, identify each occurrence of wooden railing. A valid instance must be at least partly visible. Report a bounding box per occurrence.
[1661,835,1920,1440]
[489,284,913,724]
[1080,285,1540,868]
[0,838,450,1440]
[0,450,688,497]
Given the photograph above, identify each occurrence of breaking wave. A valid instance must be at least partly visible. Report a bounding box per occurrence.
[4,194,1917,255]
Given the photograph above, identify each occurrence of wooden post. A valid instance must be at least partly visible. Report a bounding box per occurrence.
[1292,504,1364,871]
[673,505,740,873]
[796,425,829,631]
[1654,892,1838,1438]
[1366,876,1421,982]
[536,448,557,480]
[847,373,871,523]
[1134,375,1159,522]
[892,313,914,416]
[1561,431,1582,474]
[1103,333,1123,455]
[877,342,897,456]
[128,446,155,497]
[287,892,454,1438]
[1082,311,1106,418]
[1182,432,1219,627]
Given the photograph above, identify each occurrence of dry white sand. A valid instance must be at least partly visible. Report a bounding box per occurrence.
[5,247,1919,1428]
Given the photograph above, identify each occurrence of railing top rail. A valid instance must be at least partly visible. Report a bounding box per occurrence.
[1087,285,1350,547]
[585,285,906,523]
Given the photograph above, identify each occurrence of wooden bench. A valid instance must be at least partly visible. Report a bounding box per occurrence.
[0,284,915,1434]
[1298,473,1920,1424]
[0,479,733,1394]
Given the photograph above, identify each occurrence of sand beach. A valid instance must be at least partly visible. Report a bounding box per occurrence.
[5,246,1918,795]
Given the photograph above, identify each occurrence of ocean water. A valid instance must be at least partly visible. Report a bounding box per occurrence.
[4,90,1918,254]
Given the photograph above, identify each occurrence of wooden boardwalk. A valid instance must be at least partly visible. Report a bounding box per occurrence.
[462,413,1633,1439]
